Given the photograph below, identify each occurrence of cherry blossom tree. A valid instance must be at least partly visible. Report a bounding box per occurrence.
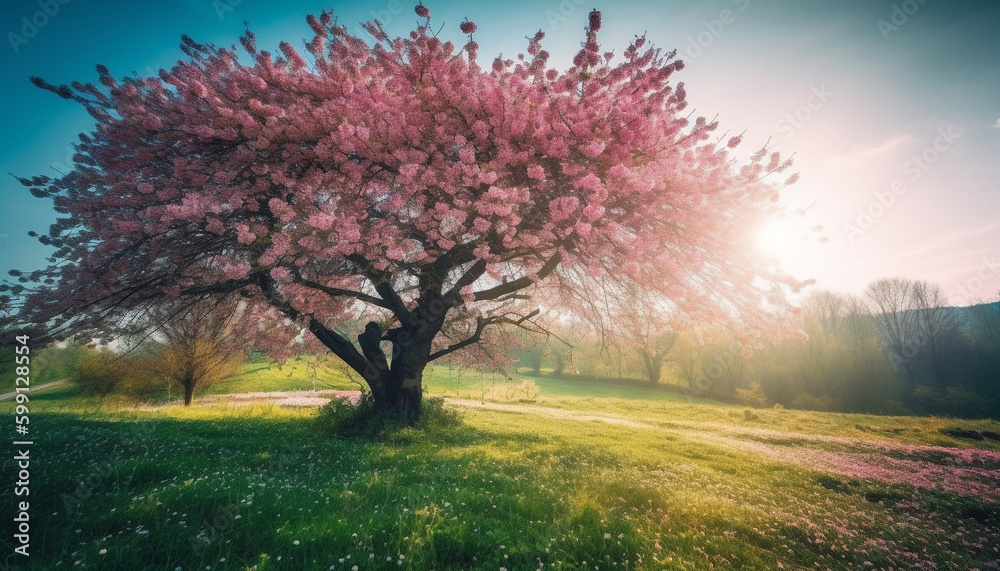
[11,5,803,422]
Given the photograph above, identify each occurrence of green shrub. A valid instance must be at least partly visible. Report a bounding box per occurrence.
[115,354,170,402]
[912,385,940,410]
[71,348,167,402]
[32,342,90,384]
[912,386,998,419]
[735,382,768,408]
[940,387,997,419]
[316,393,377,437]
[73,349,130,396]
[418,396,462,429]
[316,394,461,438]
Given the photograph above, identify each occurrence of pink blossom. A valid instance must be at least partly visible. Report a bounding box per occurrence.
[473,217,491,233]
[582,204,605,220]
[527,164,546,180]
[583,142,605,158]
[206,218,225,235]
[574,173,603,192]
[549,196,579,222]
[337,223,361,242]
[222,262,251,280]
[400,164,421,178]
[308,212,335,231]
[270,267,291,282]
[588,9,602,33]
[473,243,491,258]
[235,224,256,245]
[521,234,540,247]
[459,285,475,303]
[414,3,429,18]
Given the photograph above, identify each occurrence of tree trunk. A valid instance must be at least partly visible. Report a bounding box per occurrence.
[904,363,918,389]
[352,291,449,424]
[182,377,196,406]
[926,337,948,390]
[361,348,429,424]
[553,352,565,375]
[640,350,665,385]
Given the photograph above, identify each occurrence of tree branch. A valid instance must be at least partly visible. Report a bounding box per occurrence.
[443,258,487,304]
[292,273,392,310]
[472,251,563,301]
[428,316,491,361]
[373,281,413,328]
[308,318,373,380]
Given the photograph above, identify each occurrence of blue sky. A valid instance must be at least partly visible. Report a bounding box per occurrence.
[2,0,998,305]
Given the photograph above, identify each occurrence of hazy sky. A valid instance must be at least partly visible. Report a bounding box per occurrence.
[1,0,998,306]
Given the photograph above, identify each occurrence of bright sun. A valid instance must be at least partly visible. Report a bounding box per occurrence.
[755,219,799,259]
[753,214,825,282]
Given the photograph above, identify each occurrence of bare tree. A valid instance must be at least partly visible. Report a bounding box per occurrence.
[804,290,847,338]
[142,298,246,405]
[865,278,921,386]
[841,294,899,410]
[911,281,958,389]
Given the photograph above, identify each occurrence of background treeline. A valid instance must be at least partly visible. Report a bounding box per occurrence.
[512,279,1000,419]
[28,299,247,405]
[22,278,1000,420]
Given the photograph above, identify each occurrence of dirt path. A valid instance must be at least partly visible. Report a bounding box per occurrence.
[0,379,66,401]
[444,398,654,429]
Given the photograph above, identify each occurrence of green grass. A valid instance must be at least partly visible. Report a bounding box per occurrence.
[202,359,363,395]
[2,375,999,570]
[424,366,715,404]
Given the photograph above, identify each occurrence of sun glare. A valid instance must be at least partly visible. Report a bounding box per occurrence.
[755,219,800,259]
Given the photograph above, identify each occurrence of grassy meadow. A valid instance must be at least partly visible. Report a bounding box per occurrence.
[2,366,999,570]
